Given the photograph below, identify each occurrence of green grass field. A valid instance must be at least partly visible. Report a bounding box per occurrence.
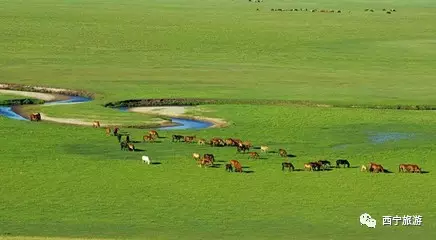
[1,0,436,239]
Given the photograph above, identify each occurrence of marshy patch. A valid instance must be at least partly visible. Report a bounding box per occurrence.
[368,132,415,144]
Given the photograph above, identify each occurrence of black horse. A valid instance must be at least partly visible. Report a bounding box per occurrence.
[282,162,295,171]
[120,141,128,151]
[237,145,249,153]
[318,160,331,169]
[225,164,233,172]
[336,159,350,168]
[172,135,184,142]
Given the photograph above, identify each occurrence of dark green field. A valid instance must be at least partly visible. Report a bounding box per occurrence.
[1,0,436,239]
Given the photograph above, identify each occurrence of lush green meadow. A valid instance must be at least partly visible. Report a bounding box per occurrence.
[1,0,436,239]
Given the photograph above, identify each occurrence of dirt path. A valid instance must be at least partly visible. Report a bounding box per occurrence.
[129,106,228,128]
[0,89,58,101]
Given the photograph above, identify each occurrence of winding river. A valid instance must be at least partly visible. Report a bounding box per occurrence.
[0,95,213,130]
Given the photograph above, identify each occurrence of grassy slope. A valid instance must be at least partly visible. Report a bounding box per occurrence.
[1,0,436,239]
[0,94,28,101]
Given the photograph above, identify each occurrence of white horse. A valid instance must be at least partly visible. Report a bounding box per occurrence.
[142,155,151,165]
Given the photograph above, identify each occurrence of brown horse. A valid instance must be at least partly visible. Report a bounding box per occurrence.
[230,160,243,173]
[282,162,294,171]
[279,149,287,157]
[399,164,409,173]
[237,144,249,153]
[143,134,154,142]
[210,138,225,147]
[105,127,111,136]
[113,127,119,136]
[203,154,215,163]
[225,163,233,172]
[199,158,213,167]
[29,113,41,121]
[184,136,196,143]
[369,163,384,173]
[248,152,259,159]
[92,121,100,128]
[408,164,421,173]
[309,162,323,171]
[148,130,159,138]
[242,141,253,148]
[127,143,135,151]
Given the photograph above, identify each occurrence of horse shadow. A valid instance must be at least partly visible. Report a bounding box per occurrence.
[158,136,167,139]
[210,163,222,168]
[258,157,268,160]
[421,171,430,174]
[253,146,261,149]
[133,149,145,152]
[292,168,304,172]
[286,154,297,158]
[242,166,250,169]
[146,140,162,143]
[151,162,161,165]
[269,150,277,154]
[244,170,255,174]
[382,169,394,174]
[131,140,142,143]
[217,160,226,163]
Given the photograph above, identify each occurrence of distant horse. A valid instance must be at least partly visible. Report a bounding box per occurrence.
[279,149,287,157]
[369,163,384,173]
[336,159,350,168]
[407,164,421,173]
[248,152,260,159]
[143,134,154,142]
[127,143,135,151]
[399,164,409,173]
[198,139,206,145]
[29,113,41,121]
[148,130,159,138]
[230,160,243,173]
[184,136,196,143]
[361,165,367,172]
[225,163,233,172]
[192,153,201,161]
[172,135,184,142]
[282,162,294,171]
[309,162,322,171]
[260,146,269,153]
[142,156,151,165]
[304,163,313,171]
[318,160,331,169]
[237,144,249,153]
[199,158,213,168]
[210,138,225,147]
[92,121,100,128]
[203,154,215,163]
[120,141,128,151]
[105,127,111,136]
[113,127,119,136]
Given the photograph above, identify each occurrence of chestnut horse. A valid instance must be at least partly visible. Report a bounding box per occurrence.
[369,163,384,173]
[230,160,243,173]
[29,113,41,121]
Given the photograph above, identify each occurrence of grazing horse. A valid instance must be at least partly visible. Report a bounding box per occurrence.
[225,163,233,172]
[237,144,249,153]
[210,138,225,147]
[105,127,111,136]
[143,134,154,142]
[120,141,128,151]
[407,164,421,173]
[184,135,196,143]
[172,135,184,142]
[230,160,243,173]
[198,139,206,145]
[309,162,322,171]
[92,121,100,128]
[282,162,294,171]
[203,154,215,163]
[248,152,260,159]
[369,163,384,173]
[399,164,409,173]
[318,160,331,169]
[29,113,41,121]
[304,163,313,171]
[260,146,269,153]
[242,141,253,148]
[142,156,151,165]
[361,165,367,172]
[113,127,119,136]
[225,138,235,146]
[127,143,135,152]
[336,159,350,168]
[148,130,159,138]
[117,134,122,143]
[193,153,201,161]
[199,158,213,168]
[279,149,287,157]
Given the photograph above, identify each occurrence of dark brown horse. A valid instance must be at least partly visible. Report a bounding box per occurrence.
[248,152,260,159]
[279,149,287,157]
[336,159,350,168]
[203,154,215,163]
[282,162,294,171]
[225,163,233,172]
[29,113,41,121]
[237,144,249,153]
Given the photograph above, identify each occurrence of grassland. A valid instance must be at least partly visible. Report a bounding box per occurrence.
[1,0,436,239]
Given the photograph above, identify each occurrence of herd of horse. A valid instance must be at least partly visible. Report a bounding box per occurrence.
[100,125,424,174]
